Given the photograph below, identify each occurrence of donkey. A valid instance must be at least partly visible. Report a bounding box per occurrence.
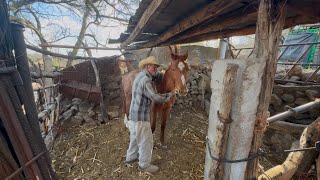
[122,46,189,148]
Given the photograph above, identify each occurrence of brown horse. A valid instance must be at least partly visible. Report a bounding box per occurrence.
[122,46,189,147]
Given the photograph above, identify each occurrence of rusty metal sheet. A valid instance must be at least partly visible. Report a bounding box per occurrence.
[59,81,101,103]
[55,58,121,84]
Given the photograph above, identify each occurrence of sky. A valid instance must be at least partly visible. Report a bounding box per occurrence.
[19,2,134,57]
[16,1,293,59]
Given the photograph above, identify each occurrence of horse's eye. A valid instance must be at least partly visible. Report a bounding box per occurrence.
[172,69,175,71]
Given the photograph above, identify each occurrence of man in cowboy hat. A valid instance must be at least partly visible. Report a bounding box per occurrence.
[125,56,175,173]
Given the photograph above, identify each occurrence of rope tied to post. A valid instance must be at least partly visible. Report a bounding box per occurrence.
[254,117,269,132]
[206,136,319,164]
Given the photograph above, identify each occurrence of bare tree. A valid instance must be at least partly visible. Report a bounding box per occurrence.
[8,0,140,66]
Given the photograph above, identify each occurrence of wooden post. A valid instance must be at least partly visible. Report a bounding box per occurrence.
[211,64,238,179]
[204,60,240,179]
[90,59,108,123]
[246,0,287,178]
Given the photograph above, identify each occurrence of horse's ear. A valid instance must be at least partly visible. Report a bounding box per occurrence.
[174,45,178,55]
[182,50,188,61]
[169,46,174,55]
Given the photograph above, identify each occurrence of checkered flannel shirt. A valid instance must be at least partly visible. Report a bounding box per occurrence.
[129,69,173,122]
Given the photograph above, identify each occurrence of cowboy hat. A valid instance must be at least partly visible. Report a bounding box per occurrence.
[138,56,161,69]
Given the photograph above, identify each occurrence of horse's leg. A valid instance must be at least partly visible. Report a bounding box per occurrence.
[151,103,157,133]
[160,108,170,149]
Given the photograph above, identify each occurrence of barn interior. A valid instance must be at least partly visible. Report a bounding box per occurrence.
[1,0,320,179]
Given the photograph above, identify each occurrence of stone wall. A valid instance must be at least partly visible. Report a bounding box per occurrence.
[175,65,211,108]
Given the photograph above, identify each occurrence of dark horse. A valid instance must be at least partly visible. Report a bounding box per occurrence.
[122,46,189,147]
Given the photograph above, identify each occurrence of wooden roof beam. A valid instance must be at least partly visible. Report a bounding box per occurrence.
[170,7,257,44]
[141,0,247,48]
[161,15,318,46]
[120,0,172,48]
[172,25,257,45]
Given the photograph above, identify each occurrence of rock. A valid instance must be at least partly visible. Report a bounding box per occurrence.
[105,82,120,90]
[72,98,82,105]
[193,72,200,79]
[109,105,120,110]
[191,91,199,95]
[109,90,120,99]
[88,110,95,117]
[79,101,94,112]
[197,95,203,101]
[70,117,83,125]
[200,73,210,82]
[305,90,319,100]
[61,108,76,120]
[295,91,305,98]
[268,105,275,116]
[275,73,286,79]
[198,78,206,90]
[176,99,183,104]
[273,88,283,94]
[83,115,94,122]
[285,83,299,86]
[289,76,301,81]
[295,98,309,105]
[191,85,198,89]
[286,65,303,77]
[70,105,78,111]
[295,113,310,120]
[281,93,295,103]
[199,64,206,70]
[73,115,83,121]
[191,80,197,85]
[309,109,320,119]
[188,75,195,82]
[270,94,282,106]
[107,111,119,119]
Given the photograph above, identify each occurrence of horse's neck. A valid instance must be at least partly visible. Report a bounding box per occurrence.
[156,72,174,93]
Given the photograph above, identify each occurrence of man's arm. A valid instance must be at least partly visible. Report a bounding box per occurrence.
[145,80,174,103]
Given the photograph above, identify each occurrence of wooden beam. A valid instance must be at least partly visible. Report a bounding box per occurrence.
[170,25,257,45]
[142,0,244,48]
[27,44,119,60]
[171,6,258,44]
[120,0,172,48]
[246,0,287,178]
[39,44,122,50]
[159,14,315,47]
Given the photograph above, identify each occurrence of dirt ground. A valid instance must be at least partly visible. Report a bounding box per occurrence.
[50,106,208,180]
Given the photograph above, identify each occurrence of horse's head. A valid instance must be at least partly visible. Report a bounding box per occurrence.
[166,46,189,96]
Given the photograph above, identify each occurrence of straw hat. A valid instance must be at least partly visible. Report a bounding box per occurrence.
[138,56,160,69]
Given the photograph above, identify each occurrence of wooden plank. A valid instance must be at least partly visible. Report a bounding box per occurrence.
[120,0,172,48]
[142,0,243,48]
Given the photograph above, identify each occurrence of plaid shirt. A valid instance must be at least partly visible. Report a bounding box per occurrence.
[129,69,173,122]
